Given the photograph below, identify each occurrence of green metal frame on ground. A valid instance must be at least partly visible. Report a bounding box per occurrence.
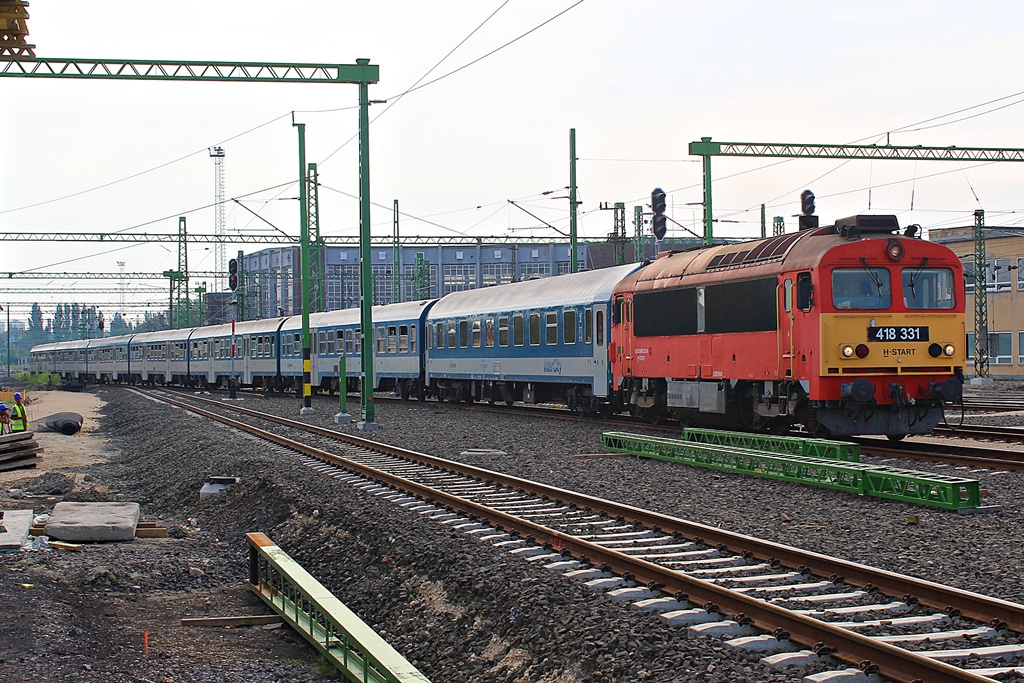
[682,427,860,462]
[246,533,431,683]
[602,431,981,510]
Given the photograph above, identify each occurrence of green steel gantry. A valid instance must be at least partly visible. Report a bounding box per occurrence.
[688,137,1024,377]
[307,162,325,313]
[1,54,380,422]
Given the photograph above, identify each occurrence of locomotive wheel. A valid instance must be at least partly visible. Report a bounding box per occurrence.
[887,433,908,442]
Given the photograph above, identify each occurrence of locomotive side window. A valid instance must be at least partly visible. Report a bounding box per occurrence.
[696,288,706,333]
[797,272,813,310]
[625,299,632,324]
[563,310,577,345]
[902,268,955,309]
[613,296,623,324]
[499,316,510,347]
[832,268,890,310]
[784,278,793,312]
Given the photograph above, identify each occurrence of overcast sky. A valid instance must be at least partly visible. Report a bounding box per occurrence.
[3,1,1024,321]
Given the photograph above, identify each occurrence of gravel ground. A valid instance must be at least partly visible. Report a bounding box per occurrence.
[2,386,1024,682]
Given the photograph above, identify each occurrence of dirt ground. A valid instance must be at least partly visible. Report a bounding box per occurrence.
[0,390,111,485]
[0,389,331,683]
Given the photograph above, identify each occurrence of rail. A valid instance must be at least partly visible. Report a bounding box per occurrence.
[603,431,981,510]
[246,533,431,683]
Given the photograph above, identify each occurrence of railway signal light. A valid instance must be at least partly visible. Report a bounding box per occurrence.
[228,259,238,291]
[651,187,668,241]
[800,189,815,216]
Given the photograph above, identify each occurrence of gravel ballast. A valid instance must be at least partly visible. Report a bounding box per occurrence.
[2,387,1023,682]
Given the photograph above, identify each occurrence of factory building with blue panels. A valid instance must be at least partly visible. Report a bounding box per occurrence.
[239,239,693,320]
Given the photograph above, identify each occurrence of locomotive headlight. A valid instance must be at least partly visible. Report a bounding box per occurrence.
[885,239,905,261]
[944,344,956,357]
[841,344,855,358]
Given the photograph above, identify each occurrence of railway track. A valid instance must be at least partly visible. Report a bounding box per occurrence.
[142,387,1024,683]
[962,396,1024,413]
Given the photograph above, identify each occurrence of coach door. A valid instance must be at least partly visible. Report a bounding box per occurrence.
[780,276,795,379]
[591,304,609,396]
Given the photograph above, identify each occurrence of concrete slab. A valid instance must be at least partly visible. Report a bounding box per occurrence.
[687,620,754,638]
[606,587,657,602]
[726,635,791,653]
[633,597,686,612]
[0,510,34,549]
[46,502,140,542]
[761,650,819,669]
[660,608,718,626]
[803,669,870,683]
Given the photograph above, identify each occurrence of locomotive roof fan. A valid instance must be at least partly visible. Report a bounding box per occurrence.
[834,214,900,239]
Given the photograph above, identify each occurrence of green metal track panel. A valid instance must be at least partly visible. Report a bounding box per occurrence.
[602,432,980,510]
[0,58,379,84]
[246,533,430,683]
[681,427,860,462]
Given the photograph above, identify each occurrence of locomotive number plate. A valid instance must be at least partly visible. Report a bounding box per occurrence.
[867,326,929,342]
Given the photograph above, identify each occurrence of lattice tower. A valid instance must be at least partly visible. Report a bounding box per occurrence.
[0,1,35,59]
[210,146,226,290]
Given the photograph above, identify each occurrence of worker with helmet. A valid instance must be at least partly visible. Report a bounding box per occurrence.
[0,403,9,434]
[10,392,28,432]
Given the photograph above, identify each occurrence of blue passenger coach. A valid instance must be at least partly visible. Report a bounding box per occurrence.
[424,263,643,413]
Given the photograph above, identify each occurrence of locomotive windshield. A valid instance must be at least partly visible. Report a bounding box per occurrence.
[832,268,891,310]
[902,267,955,309]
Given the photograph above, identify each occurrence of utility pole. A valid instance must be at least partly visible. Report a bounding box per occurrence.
[357,61,377,430]
[634,205,644,262]
[569,129,579,273]
[974,209,989,379]
[393,200,401,303]
[295,121,314,415]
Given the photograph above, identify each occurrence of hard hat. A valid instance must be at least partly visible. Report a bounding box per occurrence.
[12,392,21,399]
[0,403,7,411]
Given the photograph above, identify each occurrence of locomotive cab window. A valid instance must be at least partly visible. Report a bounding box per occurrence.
[902,267,955,309]
[797,272,813,310]
[832,268,891,310]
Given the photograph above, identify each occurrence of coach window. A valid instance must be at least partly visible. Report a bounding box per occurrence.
[410,325,417,353]
[448,321,457,348]
[459,320,469,348]
[472,320,482,348]
[485,318,495,347]
[513,314,524,346]
[435,323,444,349]
[377,327,387,353]
[696,287,706,333]
[500,316,510,347]
[354,328,361,354]
[529,313,541,346]
[596,310,605,346]
[319,331,327,355]
[388,326,398,353]
[334,332,343,354]
[564,310,577,345]
[585,308,593,344]
[426,323,434,350]
[545,312,558,345]
[327,331,336,355]
[250,337,257,358]
[398,325,409,352]
[784,278,793,312]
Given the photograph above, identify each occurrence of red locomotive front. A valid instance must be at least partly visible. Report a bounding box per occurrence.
[611,215,965,438]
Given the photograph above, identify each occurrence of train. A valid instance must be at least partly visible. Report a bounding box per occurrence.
[31,214,965,439]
